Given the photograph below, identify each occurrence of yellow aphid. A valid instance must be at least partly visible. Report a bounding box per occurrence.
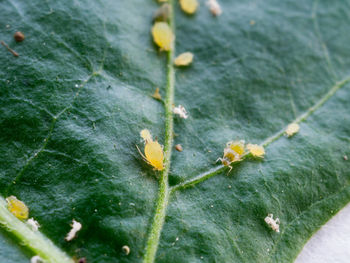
[152,88,162,100]
[217,140,245,173]
[227,140,245,156]
[247,144,265,157]
[151,22,174,51]
[285,123,300,137]
[140,129,153,143]
[6,196,29,220]
[137,130,164,171]
[179,0,199,14]
[174,52,194,66]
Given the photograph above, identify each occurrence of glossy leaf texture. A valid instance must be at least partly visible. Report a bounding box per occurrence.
[0,0,350,262]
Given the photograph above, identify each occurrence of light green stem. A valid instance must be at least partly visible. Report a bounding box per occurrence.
[143,1,176,262]
[0,197,74,263]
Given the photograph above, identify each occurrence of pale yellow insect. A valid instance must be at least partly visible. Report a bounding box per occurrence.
[179,0,199,14]
[152,88,162,100]
[174,52,194,66]
[137,129,164,171]
[217,140,245,173]
[151,22,174,51]
[247,143,265,158]
[6,196,29,220]
[285,123,300,137]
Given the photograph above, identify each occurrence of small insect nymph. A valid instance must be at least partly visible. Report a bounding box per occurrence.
[217,140,245,173]
[174,52,194,66]
[247,143,265,158]
[151,22,174,51]
[264,214,280,233]
[6,196,29,220]
[179,0,199,14]
[285,123,300,137]
[137,129,164,171]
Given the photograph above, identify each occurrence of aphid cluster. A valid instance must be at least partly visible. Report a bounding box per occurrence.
[217,141,265,173]
[137,129,164,171]
[264,214,280,233]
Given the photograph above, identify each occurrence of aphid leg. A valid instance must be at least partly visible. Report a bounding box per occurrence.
[136,145,149,163]
[275,218,280,224]
[226,165,233,175]
[215,157,223,163]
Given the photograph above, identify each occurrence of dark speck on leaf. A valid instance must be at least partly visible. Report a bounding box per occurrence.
[14,31,25,42]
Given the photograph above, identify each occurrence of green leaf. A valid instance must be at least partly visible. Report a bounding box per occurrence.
[0,0,349,262]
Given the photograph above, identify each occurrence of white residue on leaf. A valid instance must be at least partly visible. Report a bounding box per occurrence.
[264,214,280,233]
[173,105,188,119]
[31,255,44,263]
[206,0,222,16]
[27,218,40,231]
[65,219,82,241]
[122,245,130,255]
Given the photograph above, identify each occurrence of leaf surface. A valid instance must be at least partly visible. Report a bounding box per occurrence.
[0,0,350,262]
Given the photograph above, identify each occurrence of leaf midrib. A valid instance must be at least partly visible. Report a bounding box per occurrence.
[142,0,176,262]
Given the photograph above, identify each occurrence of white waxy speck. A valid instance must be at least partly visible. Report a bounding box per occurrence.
[264,214,280,233]
[173,105,188,119]
[27,218,40,231]
[122,245,130,255]
[65,219,82,241]
[31,255,44,263]
[75,84,79,88]
[206,0,222,16]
